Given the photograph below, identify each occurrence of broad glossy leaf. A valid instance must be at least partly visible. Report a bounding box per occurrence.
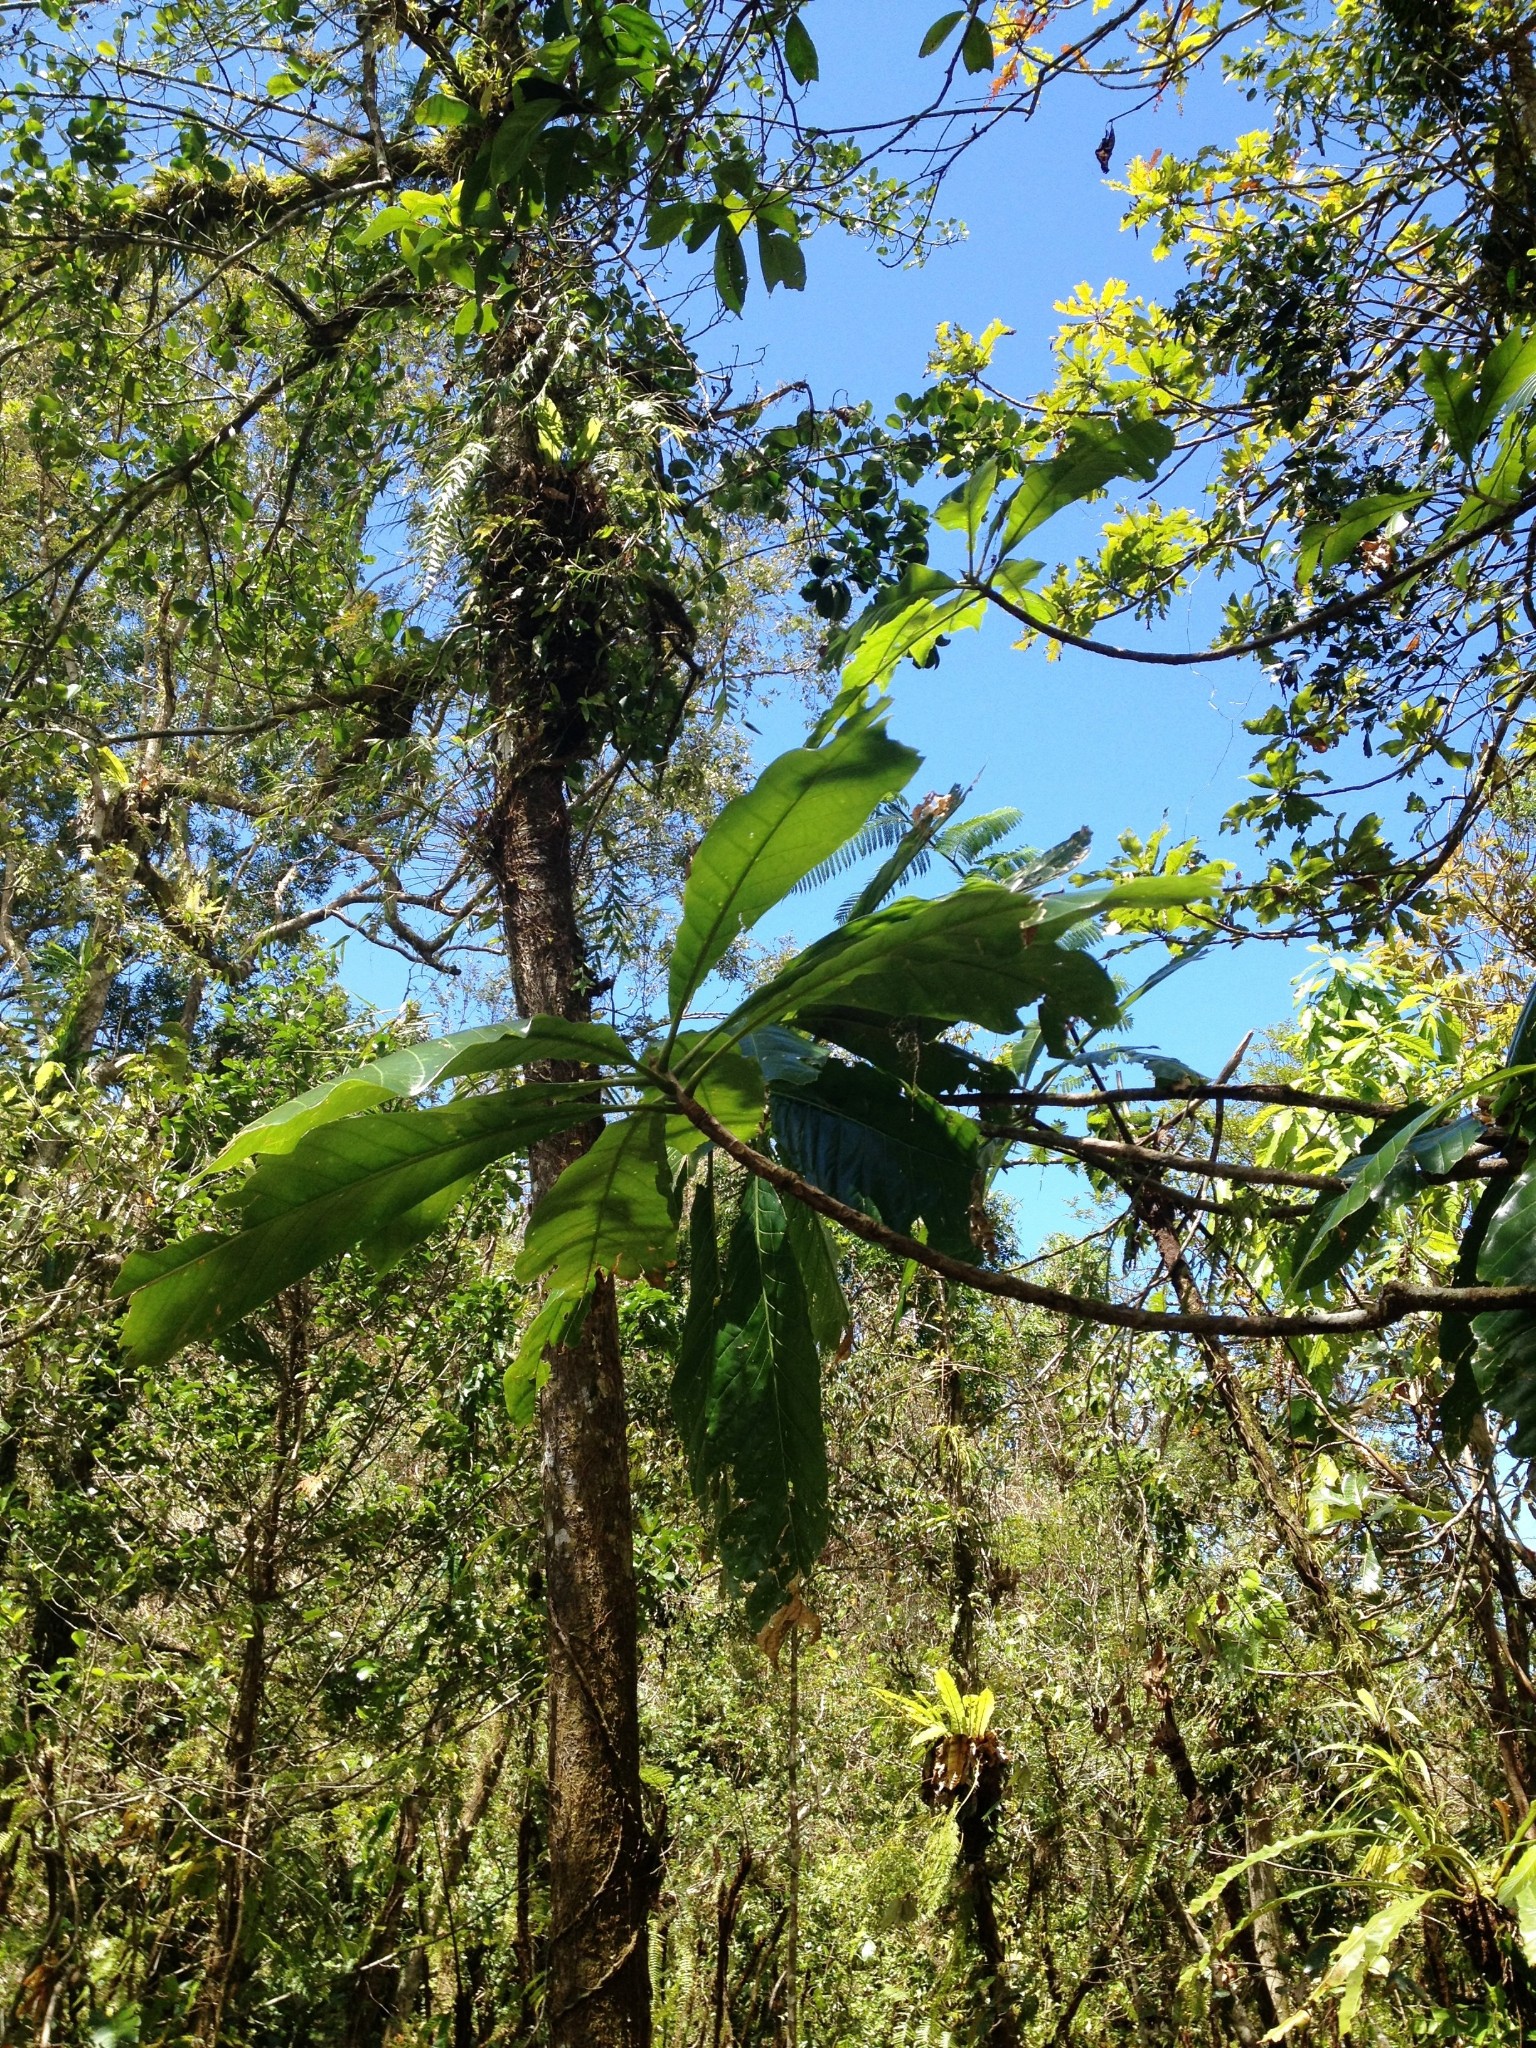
[1421,327,1536,460]
[693,1178,829,1627]
[988,420,1175,559]
[1440,1175,1506,1452]
[783,13,818,82]
[517,1111,678,1295]
[1288,1198,1387,1295]
[834,565,954,672]
[212,1016,632,1172]
[1024,865,1227,935]
[794,1009,1017,1098]
[842,587,987,689]
[783,1198,850,1354]
[1291,1104,1439,1289]
[116,1087,593,1368]
[504,1290,591,1426]
[357,1173,480,1272]
[668,713,919,1020]
[1297,491,1431,586]
[740,1024,830,1088]
[1470,1167,1536,1451]
[960,15,993,69]
[702,883,1123,1056]
[1447,412,1536,535]
[1402,1113,1483,1176]
[1496,976,1536,1135]
[1322,1892,1431,2031]
[661,1037,766,1154]
[919,8,964,55]
[769,1054,982,1258]
[934,459,999,549]
[758,225,806,293]
[714,219,748,311]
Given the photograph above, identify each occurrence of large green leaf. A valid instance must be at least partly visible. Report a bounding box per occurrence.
[516,1111,678,1295]
[1297,491,1432,587]
[934,459,1000,548]
[791,1010,1018,1098]
[987,420,1175,559]
[783,1197,850,1355]
[658,1035,766,1155]
[1287,1103,1444,1291]
[1496,977,1536,1135]
[1441,971,1536,1448]
[676,1176,829,1627]
[116,1086,594,1368]
[1421,327,1536,461]
[700,865,1219,1061]
[1440,1175,1506,1452]
[842,578,988,690]
[769,1054,983,1258]
[504,1290,592,1427]
[667,712,919,1023]
[697,882,1123,1057]
[1292,1102,1443,1280]
[212,1016,634,1172]
[1471,1167,1536,1452]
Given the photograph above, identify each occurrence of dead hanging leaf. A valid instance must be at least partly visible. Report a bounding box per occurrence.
[921,1727,1007,1812]
[1358,533,1396,576]
[912,787,961,829]
[1141,1639,1171,1704]
[756,1583,822,1670]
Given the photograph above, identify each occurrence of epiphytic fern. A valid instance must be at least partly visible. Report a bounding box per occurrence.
[419,439,489,598]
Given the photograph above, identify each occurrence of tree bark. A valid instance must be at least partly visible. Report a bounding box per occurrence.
[488,750,649,2048]
[195,1303,308,2044]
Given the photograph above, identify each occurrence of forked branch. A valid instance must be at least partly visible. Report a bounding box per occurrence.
[655,1075,1536,1339]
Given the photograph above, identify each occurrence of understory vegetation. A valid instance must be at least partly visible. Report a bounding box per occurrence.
[12,0,1536,2040]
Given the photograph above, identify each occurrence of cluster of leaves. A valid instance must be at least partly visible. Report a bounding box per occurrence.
[116,704,1214,1619]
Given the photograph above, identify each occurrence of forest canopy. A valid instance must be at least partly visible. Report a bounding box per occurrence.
[9,0,1536,2043]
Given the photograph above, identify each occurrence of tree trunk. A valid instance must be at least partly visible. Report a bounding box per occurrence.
[195,1304,308,2044]
[388,1710,516,2038]
[488,751,650,2048]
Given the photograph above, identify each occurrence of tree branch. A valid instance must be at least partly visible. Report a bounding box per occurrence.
[973,482,1536,668]
[653,1075,1536,1338]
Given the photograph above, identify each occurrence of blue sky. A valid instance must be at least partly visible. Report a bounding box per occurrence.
[345,1,1327,1107]
[718,0,1315,1077]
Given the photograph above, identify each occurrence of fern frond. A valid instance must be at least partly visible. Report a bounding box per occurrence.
[792,803,911,894]
[933,807,1025,867]
[838,838,932,923]
[419,439,489,597]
